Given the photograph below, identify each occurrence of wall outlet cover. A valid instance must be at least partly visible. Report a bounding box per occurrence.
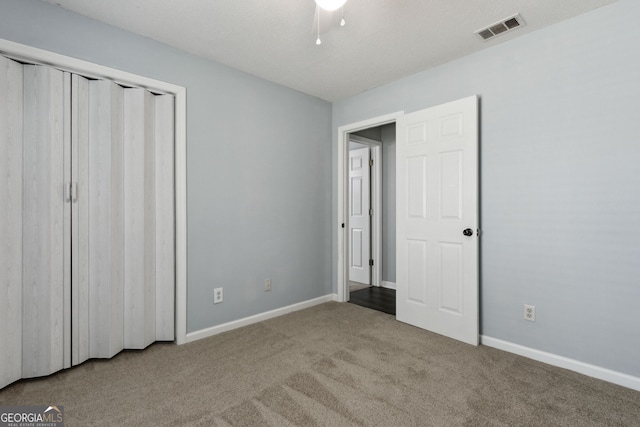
[214,287,223,304]
[524,304,535,321]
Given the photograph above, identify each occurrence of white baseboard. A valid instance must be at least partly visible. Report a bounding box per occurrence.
[481,335,640,392]
[381,281,396,290]
[183,294,337,344]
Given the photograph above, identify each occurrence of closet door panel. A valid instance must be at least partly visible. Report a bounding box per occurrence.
[123,88,156,349]
[155,95,175,341]
[88,80,125,358]
[72,74,91,365]
[143,91,157,347]
[62,72,72,369]
[0,56,24,389]
[21,65,65,378]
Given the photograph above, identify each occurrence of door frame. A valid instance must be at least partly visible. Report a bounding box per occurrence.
[337,111,403,302]
[0,38,188,345]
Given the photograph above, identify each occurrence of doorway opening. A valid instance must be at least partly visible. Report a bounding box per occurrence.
[347,127,396,315]
[338,111,402,314]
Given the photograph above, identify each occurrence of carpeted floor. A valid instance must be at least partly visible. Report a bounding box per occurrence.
[1,302,639,426]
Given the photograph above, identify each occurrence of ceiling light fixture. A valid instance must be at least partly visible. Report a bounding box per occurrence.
[316,10,322,45]
[315,0,347,12]
[313,1,347,45]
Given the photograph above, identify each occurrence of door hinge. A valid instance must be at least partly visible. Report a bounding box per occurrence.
[369,259,374,266]
[369,158,373,167]
[369,208,373,216]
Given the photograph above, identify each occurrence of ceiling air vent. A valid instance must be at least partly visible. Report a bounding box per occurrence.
[475,14,525,41]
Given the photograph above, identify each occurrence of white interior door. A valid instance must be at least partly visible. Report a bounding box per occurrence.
[396,95,479,346]
[349,147,371,285]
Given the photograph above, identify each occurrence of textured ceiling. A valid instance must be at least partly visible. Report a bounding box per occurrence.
[40,0,617,102]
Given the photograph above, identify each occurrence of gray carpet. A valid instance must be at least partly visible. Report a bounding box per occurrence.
[1,302,639,426]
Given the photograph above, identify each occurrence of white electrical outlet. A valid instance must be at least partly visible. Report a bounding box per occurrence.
[214,287,223,304]
[264,278,271,292]
[524,304,535,321]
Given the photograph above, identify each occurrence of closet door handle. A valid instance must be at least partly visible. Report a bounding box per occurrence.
[64,182,78,203]
[64,182,72,203]
[71,182,78,203]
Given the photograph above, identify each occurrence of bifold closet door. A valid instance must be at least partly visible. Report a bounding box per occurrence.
[0,58,175,389]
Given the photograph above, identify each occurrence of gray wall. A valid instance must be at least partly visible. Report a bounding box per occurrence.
[333,0,640,378]
[0,0,333,333]
[352,127,381,141]
[348,141,368,150]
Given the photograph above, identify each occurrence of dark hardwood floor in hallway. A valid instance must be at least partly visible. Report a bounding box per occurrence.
[349,286,396,315]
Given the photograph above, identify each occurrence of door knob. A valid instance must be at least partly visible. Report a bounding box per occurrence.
[463,228,473,237]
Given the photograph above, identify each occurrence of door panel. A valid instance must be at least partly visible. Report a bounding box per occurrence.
[123,88,157,350]
[348,147,371,285]
[21,65,66,377]
[0,55,24,388]
[72,74,90,366]
[407,156,427,218]
[88,79,125,359]
[154,95,176,341]
[396,95,479,346]
[407,239,427,303]
[439,242,463,314]
[440,151,462,219]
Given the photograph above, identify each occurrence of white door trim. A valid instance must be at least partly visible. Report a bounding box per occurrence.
[0,38,188,346]
[349,135,382,287]
[337,112,403,302]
